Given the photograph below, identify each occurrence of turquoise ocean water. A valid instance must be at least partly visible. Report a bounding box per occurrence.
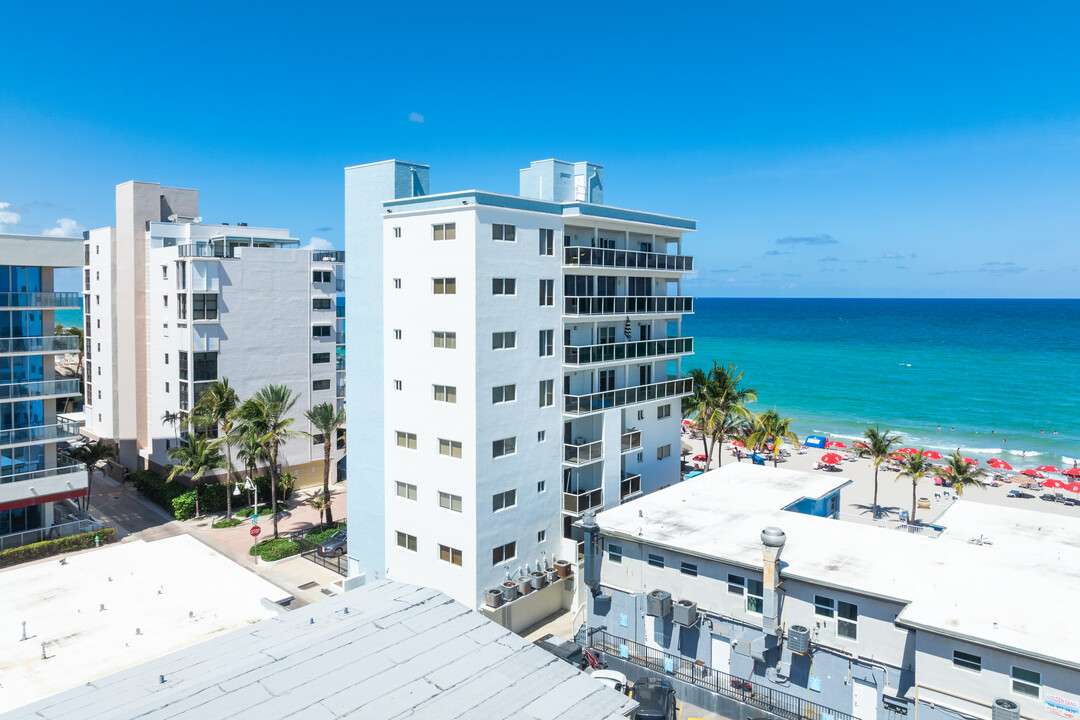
[683,299,1080,471]
[54,307,82,329]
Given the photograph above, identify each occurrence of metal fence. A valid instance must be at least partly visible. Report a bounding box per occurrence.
[588,630,856,720]
[0,518,102,551]
[297,537,347,576]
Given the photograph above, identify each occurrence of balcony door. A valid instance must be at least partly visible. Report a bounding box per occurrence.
[639,365,652,386]
[599,369,615,392]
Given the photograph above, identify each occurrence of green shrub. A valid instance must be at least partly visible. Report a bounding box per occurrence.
[212,518,243,529]
[234,508,254,518]
[0,527,117,569]
[247,538,299,562]
[132,469,294,520]
[306,523,346,544]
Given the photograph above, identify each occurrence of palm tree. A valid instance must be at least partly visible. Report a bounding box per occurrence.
[896,451,933,525]
[747,410,799,467]
[682,367,715,465]
[305,494,330,526]
[681,361,757,469]
[166,435,225,519]
[161,410,184,446]
[236,385,303,539]
[68,440,115,513]
[63,325,84,386]
[940,452,988,497]
[304,403,345,525]
[191,379,240,517]
[857,425,902,519]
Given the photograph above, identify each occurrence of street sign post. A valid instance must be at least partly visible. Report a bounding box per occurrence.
[250,525,261,537]
[250,524,261,563]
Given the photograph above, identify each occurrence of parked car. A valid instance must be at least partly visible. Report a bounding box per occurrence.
[1041,493,1058,501]
[317,529,347,556]
[592,669,630,695]
[1006,491,1035,500]
[1065,498,1079,507]
[632,677,677,720]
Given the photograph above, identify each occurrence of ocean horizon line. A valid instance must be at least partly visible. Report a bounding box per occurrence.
[693,296,1079,302]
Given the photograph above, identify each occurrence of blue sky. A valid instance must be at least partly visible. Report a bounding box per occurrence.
[2,1,1078,297]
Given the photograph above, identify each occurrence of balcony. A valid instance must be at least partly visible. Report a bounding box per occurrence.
[0,419,82,448]
[177,244,227,258]
[620,431,642,453]
[336,332,345,345]
[312,250,346,263]
[564,246,693,272]
[564,296,693,317]
[0,379,82,401]
[563,440,603,465]
[336,356,346,371]
[0,292,82,309]
[0,335,80,355]
[620,473,642,501]
[563,487,603,514]
[564,377,694,415]
[565,337,693,366]
[1,455,87,487]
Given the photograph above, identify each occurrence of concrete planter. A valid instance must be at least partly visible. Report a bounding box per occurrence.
[257,552,300,567]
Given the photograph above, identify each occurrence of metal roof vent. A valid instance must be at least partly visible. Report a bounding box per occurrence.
[992,699,1019,720]
[788,625,811,654]
[761,526,786,548]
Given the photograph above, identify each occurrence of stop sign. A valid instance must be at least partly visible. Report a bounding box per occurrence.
[250,525,261,537]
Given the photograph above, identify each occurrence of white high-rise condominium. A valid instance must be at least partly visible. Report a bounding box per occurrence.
[346,159,695,626]
[83,182,345,484]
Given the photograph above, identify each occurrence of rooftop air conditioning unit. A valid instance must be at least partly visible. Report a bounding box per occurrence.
[672,599,698,626]
[646,590,672,618]
[992,700,1020,720]
[788,625,811,654]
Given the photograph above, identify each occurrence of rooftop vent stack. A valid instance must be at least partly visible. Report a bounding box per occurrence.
[992,700,1020,720]
[760,526,786,637]
[580,510,600,592]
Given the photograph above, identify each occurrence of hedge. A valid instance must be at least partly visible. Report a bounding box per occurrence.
[306,523,346,544]
[212,518,243,529]
[248,538,300,562]
[131,470,295,521]
[235,507,276,519]
[0,527,117,569]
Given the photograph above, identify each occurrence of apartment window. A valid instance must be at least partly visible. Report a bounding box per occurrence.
[396,532,417,552]
[433,277,456,294]
[492,331,516,350]
[657,444,671,460]
[178,351,188,380]
[439,544,463,566]
[438,439,462,458]
[538,379,554,408]
[96,271,100,280]
[433,331,456,348]
[647,553,665,568]
[539,279,554,306]
[313,380,331,391]
[193,352,217,382]
[434,384,457,403]
[537,530,546,543]
[1011,666,1040,697]
[312,298,331,310]
[492,437,516,458]
[657,404,671,419]
[192,293,217,320]
[163,295,168,307]
[438,492,462,512]
[608,544,623,563]
[953,650,981,673]
[537,480,546,493]
[95,295,100,305]
[164,353,169,365]
[837,601,858,640]
[393,227,401,238]
[178,261,185,289]
[491,223,516,242]
[313,325,331,337]
[433,223,456,241]
[393,380,402,391]
[393,278,402,289]
[492,541,516,565]
[395,482,417,501]
[814,595,835,618]
[313,270,331,283]
[177,294,187,319]
[728,574,745,596]
[537,430,546,443]
[637,410,645,421]
[681,561,699,577]
[539,329,553,357]
[747,579,764,614]
[165,382,170,393]
[492,384,516,404]
[539,228,554,256]
[312,353,330,364]
[395,431,417,449]
[393,329,402,340]
[492,278,516,295]
[492,489,517,512]
[162,265,168,279]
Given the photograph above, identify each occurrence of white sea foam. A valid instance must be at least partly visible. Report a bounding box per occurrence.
[1063,456,1078,466]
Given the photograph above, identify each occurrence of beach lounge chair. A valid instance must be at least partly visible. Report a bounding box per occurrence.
[943,490,951,500]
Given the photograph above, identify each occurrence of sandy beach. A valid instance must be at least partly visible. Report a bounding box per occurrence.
[681,432,1080,526]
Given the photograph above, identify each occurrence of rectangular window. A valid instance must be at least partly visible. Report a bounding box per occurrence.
[814,595,835,618]
[438,492,462,513]
[647,553,665,568]
[538,530,546,543]
[312,353,330,364]
[433,331,456,349]
[313,379,331,391]
[747,579,764,614]
[539,279,554,306]
[492,541,516,565]
[681,561,699,577]
[492,437,516,458]
[165,381,170,393]
[492,331,516,350]
[312,298,331,310]
[393,278,401,289]
[538,379,554,407]
[657,404,671,419]
[537,480,546,493]
[1011,666,1040,697]
[492,489,517,512]
[393,227,401,238]
[953,650,981,673]
[178,351,188,381]
[492,384,516,404]
[438,438,462,458]
[313,270,332,283]
[394,379,402,391]
[537,430,546,443]
[608,544,623,563]
[539,329,553,357]
[313,325,331,337]
[657,444,671,460]
[164,353,169,365]
[434,384,457,403]
[163,294,168,307]
[492,278,516,295]
[439,544,462,566]
[837,601,858,640]
[162,265,168,279]
[177,293,187,319]
[192,352,218,382]
[637,410,645,421]
[395,482,417,501]
[433,277,456,295]
[393,329,402,340]
[492,223,516,242]
[192,294,217,320]
[178,261,185,289]
[728,574,745,596]
[396,532,417,552]
[395,431,417,449]
[433,223,456,241]
[539,228,554,256]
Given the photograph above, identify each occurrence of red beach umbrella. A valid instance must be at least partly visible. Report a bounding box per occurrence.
[731,440,745,448]
[1043,478,1066,489]
[692,454,707,462]
[681,419,693,426]
[922,450,943,460]
[1064,468,1080,477]
[988,458,1013,471]
[765,443,775,451]
[963,458,979,465]
[825,441,846,449]
[889,453,905,462]
[820,453,843,465]
[1065,482,1080,494]
[897,447,917,455]
[1037,465,1061,473]
[1020,469,1044,479]
[852,442,868,449]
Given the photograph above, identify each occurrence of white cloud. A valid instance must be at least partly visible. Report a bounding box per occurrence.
[0,202,21,231]
[409,112,425,123]
[43,218,85,237]
[302,236,335,251]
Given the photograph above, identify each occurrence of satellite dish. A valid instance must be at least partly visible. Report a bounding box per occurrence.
[193,216,203,223]
[168,213,178,222]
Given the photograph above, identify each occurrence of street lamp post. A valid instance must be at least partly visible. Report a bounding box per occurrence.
[235,479,259,562]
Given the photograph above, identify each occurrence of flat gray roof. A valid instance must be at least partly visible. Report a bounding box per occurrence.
[4,580,636,720]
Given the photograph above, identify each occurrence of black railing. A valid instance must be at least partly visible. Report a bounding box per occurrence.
[565,337,693,365]
[564,296,693,317]
[565,377,694,414]
[297,537,347,576]
[589,630,856,720]
[564,247,693,272]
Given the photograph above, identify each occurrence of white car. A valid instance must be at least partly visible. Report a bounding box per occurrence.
[591,669,630,695]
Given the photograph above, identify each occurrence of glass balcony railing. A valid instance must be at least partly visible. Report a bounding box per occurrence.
[564,337,693,365]
[620,431,642,453]
[336,357,346,371]
[0,335,81,354]
[565,377,694,415]
[620,473,642,500]
[0,456,86,485]
[0,379,81,400]
[564,440,603,465]
[336,332,345,345]
[336,304,345,318]
[0,292,82,309]
[563,487,603,514]
[312,250,346,263]
[177,244,227,258]
[564,296,693,317]
[564,246,693,272]
[0,419,82,447]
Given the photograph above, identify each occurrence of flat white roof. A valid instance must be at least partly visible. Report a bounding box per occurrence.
[597,464,1080,669]
[0,233,84,268]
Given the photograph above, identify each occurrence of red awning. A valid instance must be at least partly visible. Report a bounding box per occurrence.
[0,488,86,513]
